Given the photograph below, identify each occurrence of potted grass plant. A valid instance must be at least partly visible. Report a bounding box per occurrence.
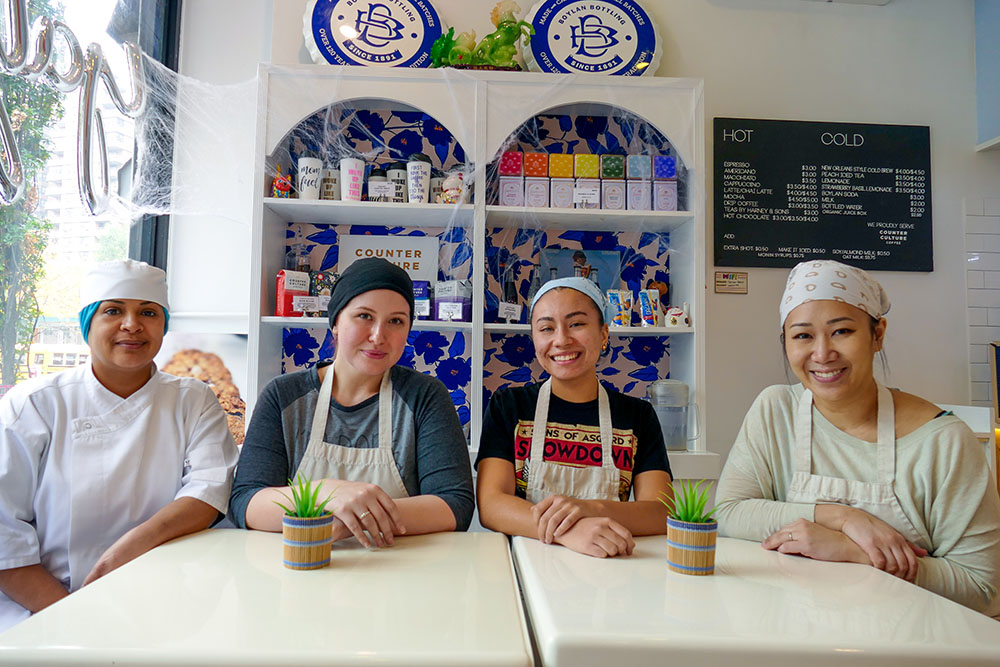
[659,480,719,576]
[275,474,336,570]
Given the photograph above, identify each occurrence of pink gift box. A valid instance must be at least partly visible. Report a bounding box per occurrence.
[524,152,548,177]
[499,151,523,176]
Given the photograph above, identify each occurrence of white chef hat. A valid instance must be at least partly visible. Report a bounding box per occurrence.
[79,259,169,309]
[779,259,890,328]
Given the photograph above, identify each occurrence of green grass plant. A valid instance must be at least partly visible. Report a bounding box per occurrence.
[659,479,718,524]
[274,473,335,518]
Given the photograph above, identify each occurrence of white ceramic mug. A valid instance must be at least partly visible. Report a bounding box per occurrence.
[296,157,323,200]
[339,157,365,202]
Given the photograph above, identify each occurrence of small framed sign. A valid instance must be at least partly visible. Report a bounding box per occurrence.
[714,271,748,294]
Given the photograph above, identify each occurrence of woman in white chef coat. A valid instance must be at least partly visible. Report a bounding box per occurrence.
[476,278,673,558]
[0,259,238,632]
[716,259,1000,617]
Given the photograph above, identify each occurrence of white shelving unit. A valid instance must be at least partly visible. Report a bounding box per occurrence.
[248,65,717,479]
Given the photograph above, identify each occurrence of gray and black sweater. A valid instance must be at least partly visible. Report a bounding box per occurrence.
[228,362,474,530]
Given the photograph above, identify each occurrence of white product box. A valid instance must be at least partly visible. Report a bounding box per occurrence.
[653,180,678,211]
[550,178,575,208]
[524,177,550,207]
[499,176,524,206]
[601,180,626,210]
[574,178,601,209]
[627,181,652,211]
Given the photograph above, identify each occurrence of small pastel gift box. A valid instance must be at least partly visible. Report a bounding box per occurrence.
[498,151,523,176]
[653,155,677,180]
[499,176,525,206]
[627,181,652,210]
[600,154,625,180]
[601,180,626,210]
[524,152,549,177]
[548,154,574,179]
[653,180,678,211]
[524,177,550,207]
[574,154,600,179]
[627,155,651,180]
[550,178,574,208]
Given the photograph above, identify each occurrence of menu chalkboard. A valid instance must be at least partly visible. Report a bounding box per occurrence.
[713,118,932,271]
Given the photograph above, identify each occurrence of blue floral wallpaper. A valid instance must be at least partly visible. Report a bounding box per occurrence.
[482,228,674,410]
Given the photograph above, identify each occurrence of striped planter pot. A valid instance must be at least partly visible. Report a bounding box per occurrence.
[282,513,334,570]
[666,517,718,576]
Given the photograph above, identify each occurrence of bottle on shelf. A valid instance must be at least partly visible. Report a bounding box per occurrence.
[527,264,542,301]
[588,267,600,289]
[573,264,584,278]
[549,266,558,281]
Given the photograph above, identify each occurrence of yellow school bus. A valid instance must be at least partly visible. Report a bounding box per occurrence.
[25,344,90,378]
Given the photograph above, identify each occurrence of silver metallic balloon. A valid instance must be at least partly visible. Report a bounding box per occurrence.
[0,88,25,205]
[0,0,29,74]
[46,20,84,92]
[20,15,52,80]
[78,43,110,215]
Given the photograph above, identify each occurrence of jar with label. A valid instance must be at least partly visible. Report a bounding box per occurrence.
[368,167,394,202]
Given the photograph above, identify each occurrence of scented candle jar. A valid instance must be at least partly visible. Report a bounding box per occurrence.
[498,151,523,176]
[548,154,574,179]
[574,154,599,179]
[524,152,549,177]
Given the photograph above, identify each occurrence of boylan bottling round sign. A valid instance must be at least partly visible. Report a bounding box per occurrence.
[304,0,443,67]
[524,0,661,76]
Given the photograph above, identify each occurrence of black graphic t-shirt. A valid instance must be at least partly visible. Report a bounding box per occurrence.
[476,383,671,501]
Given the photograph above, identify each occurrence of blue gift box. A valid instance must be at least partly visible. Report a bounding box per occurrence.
[653,155,677,180]
[626,155,651,180]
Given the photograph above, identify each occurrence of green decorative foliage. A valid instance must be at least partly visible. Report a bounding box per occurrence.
[659,480,718,524]
[274,474,335,518]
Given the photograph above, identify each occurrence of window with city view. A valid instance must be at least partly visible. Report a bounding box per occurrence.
[0,0,167,394]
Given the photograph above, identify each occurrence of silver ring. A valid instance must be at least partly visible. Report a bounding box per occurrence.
[787,532,793,541]
[358,511,371,521]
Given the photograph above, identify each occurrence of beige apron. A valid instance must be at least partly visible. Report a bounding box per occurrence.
[295,364,409,499]
[525,379,620,504]
[786,382,930,549]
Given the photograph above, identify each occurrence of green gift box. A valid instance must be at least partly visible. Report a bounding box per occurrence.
[600,154,625,179]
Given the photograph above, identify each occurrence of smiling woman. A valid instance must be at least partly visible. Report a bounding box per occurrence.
[0,259,238,633]
[716,259,1000,618]
[476,277,673,559]
[229,258,474,547]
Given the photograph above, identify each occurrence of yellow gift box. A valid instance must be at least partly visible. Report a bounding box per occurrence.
[548,153,574,179]
[574,154,599,179]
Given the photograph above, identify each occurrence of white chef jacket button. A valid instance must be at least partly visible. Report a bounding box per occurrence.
[83,422,92,429]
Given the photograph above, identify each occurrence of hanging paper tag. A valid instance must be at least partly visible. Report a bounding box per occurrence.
[498,302,522,321]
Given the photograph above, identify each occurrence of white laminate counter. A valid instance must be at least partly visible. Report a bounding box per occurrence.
[512,535,1000,667]
[0,530,534,666]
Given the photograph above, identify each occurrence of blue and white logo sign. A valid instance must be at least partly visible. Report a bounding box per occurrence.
[304,0,443,67]
[524,0,661,76]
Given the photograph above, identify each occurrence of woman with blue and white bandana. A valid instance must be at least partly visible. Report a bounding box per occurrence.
[716,259,1000,617]
[477,277,673,558]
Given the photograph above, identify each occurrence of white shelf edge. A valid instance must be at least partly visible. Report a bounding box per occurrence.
[485,205,693,232]
[263,198,474,226]
[261,316,472,332]
[483,323,693,336]
[975,135,1000,152]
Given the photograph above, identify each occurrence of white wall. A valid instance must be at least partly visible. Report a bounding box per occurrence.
[177,0,1000,461]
